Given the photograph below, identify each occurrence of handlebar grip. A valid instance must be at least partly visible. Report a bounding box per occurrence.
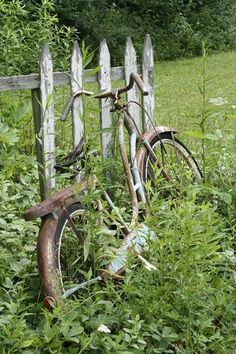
[61,96,75,121]
[131,73,149,96]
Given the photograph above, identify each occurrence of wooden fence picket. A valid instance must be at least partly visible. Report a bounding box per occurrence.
[70,41,84,147]
[124,37,141,131]
[98,39,112,158]
[32,44,55,199]
[0,35,155,198]
[142,34,154,130]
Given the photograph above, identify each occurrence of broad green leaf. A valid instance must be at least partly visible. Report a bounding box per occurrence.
[83,233,90,261]
[218,192,232,205]
[0,122,18,144]
[68,324,84,337]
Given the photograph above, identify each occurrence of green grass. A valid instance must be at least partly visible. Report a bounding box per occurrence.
[155,51,236,129]
[1,50,236,353]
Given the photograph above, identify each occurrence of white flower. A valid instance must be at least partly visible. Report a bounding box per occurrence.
[98,324,111,333]
[138,255,157,271]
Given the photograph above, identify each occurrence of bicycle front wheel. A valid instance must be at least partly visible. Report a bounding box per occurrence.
[37,200,102,307]
[136,131,202,196]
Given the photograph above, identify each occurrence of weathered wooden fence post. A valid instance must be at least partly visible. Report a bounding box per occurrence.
[98,39,112,159]
[142,34,154,131]
[70,40,84,147]
[0,35,155,199]
[70,41,84,182]
[124,37,141,131]
[32,43,55,200]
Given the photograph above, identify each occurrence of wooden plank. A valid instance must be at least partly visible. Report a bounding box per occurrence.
[84,66,125,83]
[70,41,84,183]
[0,72,70,91]
[0,66,130,92]
[142,34,154,131]
[98,39,112,158]
[39,43,55,197]
[54,72,70,86]
[110,66,124,82]
[0,74,39,91]
[71,41,84,147]
[0,64,142,92]
[124,37,141,132]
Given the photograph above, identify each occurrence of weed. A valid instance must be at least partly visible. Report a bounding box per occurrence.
[1,51,236,352]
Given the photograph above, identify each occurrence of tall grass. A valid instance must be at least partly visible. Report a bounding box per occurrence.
[1,51,236,352]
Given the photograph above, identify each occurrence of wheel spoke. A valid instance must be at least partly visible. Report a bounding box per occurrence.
[137,133,202,199]
[62,205,84,245]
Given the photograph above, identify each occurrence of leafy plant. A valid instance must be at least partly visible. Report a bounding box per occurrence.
[1,49,236,353]
[0,0,76,75]
[55,0,236,63]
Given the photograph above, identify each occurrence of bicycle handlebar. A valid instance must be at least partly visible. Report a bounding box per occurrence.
[94,72,149,98]
[61,72,149,121]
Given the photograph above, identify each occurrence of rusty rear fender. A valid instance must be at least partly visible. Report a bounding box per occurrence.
[139,126,177,142]
[136,126,177,173]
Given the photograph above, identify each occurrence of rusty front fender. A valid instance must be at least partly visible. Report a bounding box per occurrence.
[37,195,83,304]
[37,214,61,303]
[23,177,94,221]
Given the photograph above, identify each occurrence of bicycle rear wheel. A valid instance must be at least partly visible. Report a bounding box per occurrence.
[37,199,102,307]
[136,131,202,197]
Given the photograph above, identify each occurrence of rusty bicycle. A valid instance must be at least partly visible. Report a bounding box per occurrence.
[23,73,202,308]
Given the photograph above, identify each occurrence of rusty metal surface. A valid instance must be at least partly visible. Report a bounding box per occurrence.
[118,114,139,227]
[136,127,177,176]
[23,177,92,221]
[23,185,76,221]
[37,214,62,301]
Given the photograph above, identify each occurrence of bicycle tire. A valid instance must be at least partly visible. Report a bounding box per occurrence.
[37,199,102,307]
[136,131,202,196]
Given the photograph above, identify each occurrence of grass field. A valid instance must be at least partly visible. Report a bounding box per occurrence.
[1,51,236,353]
[156,51,236,128]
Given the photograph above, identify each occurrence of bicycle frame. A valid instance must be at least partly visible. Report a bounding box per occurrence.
[23,73,180,302]
[61,87,149,230]
[60,99,150,233]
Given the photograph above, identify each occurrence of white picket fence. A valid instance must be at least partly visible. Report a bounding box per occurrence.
[0,35,154,199]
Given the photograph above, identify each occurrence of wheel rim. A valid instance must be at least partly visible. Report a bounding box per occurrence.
[144,138,201,191]
[57,207,98,296]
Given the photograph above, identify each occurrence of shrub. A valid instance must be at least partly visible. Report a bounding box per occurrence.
[0,0,76,75]
[55,0,236,63]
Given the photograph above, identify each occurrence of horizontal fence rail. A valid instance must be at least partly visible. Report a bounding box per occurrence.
[0,66,130,91]
[0,35,154,199]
